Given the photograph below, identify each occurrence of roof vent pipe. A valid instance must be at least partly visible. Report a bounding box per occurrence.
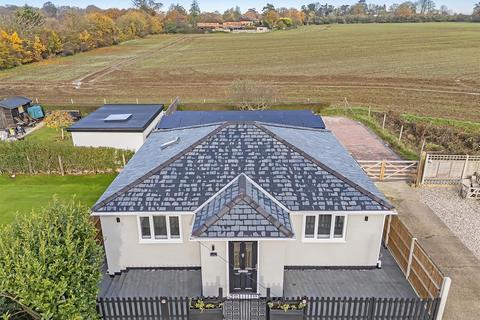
[160,137,180,149]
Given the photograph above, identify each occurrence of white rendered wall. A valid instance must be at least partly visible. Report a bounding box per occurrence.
[199,241,228,297]
[72,131,144,151]
[100,215,201,274]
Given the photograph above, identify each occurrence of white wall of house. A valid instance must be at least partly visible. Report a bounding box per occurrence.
[100,214,201,274]
[72,131,145,151]
[258,241,286,296]
[199,241,228,297]
[143,112,164,139]
[282,214,385,267]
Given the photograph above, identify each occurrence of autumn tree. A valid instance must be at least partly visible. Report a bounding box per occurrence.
[230,79,278,110]
[189,0,201,26]
[474,3,480,16]
[394,2,417,17]
[132,0,163,16]
[13,6,45,37]
[164,4,189,33]
[86,12,119,47]
[44,110,74,140]
[262,4,279,28]
[244,8,261,22]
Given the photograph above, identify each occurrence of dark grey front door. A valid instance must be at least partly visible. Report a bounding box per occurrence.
[229,241,258,293]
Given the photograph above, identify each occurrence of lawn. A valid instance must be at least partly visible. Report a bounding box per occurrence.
[24,126,73,147]
[0,174,116,225]
[1,23,479,121]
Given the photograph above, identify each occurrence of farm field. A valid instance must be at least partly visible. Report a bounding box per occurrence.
[1,23,479,120]
[0,174,116,224]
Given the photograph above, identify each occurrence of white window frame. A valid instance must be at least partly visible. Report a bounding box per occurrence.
[302,214,347,242]
[137,215,183,243]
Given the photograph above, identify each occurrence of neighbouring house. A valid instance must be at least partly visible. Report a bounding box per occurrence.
[93,110,396,297]
[0,96,32,130]
[197,22,222,30]
[68,104,164,151]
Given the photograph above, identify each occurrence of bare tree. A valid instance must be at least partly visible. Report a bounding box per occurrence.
[229,80,278,110]
[416,0,436,14]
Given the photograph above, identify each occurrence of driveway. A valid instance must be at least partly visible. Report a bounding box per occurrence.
[377,181,480,320]
[323,116,399,161]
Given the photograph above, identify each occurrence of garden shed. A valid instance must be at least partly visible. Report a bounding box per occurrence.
[0,96,32,130]
[67,104,165,151]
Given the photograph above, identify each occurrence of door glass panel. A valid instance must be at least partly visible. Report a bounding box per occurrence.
[169,216,180,238]
[233,242,241,269]
[153,216,167,239]
[244,242,253,269]
[317,214,332,238]
[334,216,345,238]
[305,216,316,238]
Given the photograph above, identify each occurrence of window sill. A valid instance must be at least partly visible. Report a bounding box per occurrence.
[139,239,184,244]
[301,238,346,244]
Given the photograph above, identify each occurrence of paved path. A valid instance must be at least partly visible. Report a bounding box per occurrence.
[323,116,399,161]
[377,182,480,320]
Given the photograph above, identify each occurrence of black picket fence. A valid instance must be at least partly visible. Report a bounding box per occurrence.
[97,296,440,320]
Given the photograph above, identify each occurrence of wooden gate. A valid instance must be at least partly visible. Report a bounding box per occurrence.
[358,160,418,182]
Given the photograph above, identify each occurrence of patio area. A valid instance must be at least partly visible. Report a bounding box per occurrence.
[283,247,416,298]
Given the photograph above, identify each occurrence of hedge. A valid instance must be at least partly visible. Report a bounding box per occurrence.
[0,140,134,174]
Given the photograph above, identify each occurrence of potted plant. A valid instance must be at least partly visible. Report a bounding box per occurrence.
[268,300,307,320]
[189,298,223,320]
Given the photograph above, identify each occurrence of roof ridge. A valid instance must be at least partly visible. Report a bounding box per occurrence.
[254,123,393,210]
[92,123,227,211]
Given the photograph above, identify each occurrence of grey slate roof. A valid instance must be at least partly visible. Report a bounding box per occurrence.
[192,174,293,238]
[158,110,326,129]
[93,122,392,214]
[68,104,164,132]
[0,96,31,109]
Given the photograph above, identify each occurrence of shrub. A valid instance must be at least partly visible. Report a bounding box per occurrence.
[0,140,133,174]
[0,199,104,319]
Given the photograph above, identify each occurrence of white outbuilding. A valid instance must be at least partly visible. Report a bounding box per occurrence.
[68,104,164,152]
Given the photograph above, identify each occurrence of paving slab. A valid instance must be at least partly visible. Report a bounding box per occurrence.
[323,116,399,160]
[377,181,480,320]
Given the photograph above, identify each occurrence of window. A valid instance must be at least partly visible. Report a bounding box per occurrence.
[139,215,182,242]
[303,214,346,241]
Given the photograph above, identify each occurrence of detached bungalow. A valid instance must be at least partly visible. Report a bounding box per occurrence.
[93,111,395,297]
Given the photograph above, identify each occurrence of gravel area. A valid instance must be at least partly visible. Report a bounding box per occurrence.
[417,187,480,260]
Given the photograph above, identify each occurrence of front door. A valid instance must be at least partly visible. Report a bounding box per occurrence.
[229,241,258,293]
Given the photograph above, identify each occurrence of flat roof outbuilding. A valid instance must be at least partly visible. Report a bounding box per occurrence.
[68,104,164,132]
[0,96,32,109]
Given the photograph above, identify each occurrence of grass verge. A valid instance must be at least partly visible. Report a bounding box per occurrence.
[0,174,116,225]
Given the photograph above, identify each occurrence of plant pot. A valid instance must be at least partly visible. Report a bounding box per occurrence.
[189,308,223,320]
[269,309,305,320]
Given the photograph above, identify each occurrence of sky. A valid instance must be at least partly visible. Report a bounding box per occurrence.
[0,0,476,14]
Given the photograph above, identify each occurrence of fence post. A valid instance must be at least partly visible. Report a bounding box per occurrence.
[266,288,271,298]
[421,153,429,185]
[398,125,404,142]
[368,106,371,118]
[406,237,417,278]
[382,114,387,130]
[218,287,223,298]
[379,160,386,181]
[122,153,126,167]
[461,155,469,179]
[368,297,376,320]
[416,151,427,187]
[435,277,451,320]
[160,297,169,318]
[26,155,33,174]
[70,98,74,105]
[58,155,65,176]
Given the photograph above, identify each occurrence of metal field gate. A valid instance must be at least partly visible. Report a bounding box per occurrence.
[224,296,267,320]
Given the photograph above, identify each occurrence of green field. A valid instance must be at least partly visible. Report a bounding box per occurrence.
[1,23,479,120]
[0,174,116,224]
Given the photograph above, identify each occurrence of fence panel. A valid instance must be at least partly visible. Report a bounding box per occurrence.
[384,216,444,299]
[422,154,480,185]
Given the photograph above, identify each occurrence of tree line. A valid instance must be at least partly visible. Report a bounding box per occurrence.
[1,0,479,70]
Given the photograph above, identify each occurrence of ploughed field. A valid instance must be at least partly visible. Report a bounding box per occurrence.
[0,23,479,121]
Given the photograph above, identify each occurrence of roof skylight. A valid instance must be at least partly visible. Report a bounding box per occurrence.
[104,114,132,122]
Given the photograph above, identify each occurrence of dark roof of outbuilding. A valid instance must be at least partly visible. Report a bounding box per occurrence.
[93,122,392,213]
[0,96,32,109]
[68,104,164,132]
[192,174,294,239]
[158,110,325,129]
